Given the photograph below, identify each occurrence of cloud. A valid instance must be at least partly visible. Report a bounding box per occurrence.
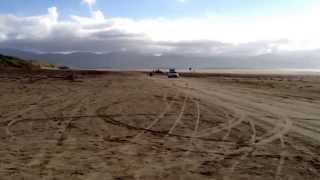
[71,10,106,25]
[0,7,59,40]
[0,6,320,55]
[0,7,153,53]
[82,0,96,9]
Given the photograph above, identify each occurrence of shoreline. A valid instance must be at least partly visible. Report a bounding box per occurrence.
[72,67,320,75]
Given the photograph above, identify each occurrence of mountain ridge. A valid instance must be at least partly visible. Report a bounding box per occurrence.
[0,48,319,69]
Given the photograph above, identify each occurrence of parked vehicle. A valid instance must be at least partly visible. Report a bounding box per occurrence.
[168,68,180,78]
[58,66,70,70]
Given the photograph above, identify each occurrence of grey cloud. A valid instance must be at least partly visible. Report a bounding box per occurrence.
[0,30,297,57]
[154,40,289,57]
[0,8,318,65]
[0,32,151,53]
[90,30,146,40]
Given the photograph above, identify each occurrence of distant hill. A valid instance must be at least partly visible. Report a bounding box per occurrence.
[0,54,34,69]
[0,53,55,69]
[0,48,319,69]
[30,60,56,69]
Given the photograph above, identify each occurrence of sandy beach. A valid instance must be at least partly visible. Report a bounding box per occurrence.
[0,69,320,180]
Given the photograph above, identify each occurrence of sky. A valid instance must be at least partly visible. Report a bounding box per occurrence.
[0,0,320,56]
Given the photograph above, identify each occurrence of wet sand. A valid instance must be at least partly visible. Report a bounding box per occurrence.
[0,70,320,180]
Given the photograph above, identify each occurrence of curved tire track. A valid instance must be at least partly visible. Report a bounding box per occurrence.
[166,94,188,136]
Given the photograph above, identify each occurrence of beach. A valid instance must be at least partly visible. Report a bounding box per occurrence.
[0,69,320,179]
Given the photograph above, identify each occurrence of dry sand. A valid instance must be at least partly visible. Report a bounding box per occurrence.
[0,70,320,180]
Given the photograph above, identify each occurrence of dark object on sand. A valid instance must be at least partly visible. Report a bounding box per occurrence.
[154,69,164,74]
[149,72,153,76]
[58,66,70,70]
[64,72,76,82]
[168,68,180,78]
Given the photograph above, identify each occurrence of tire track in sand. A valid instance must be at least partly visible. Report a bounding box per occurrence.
[132,92,179,141]
[248,119,257,144]
[185,100,201,155]
[166,94,188,136]
[222,113,236,141]
[223,114,291,180]
[195,111,245,138]
[26,93,89,174]
[223,152,251,180]
[255,115,291,147]
[180,79,293,180]
[5,84,74,141]
[223,119,257,180]
[268,117,290,180]
[248,113,291,180]
[170,80,245,139]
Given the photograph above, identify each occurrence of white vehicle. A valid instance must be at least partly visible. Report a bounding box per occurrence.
[168,68,180,78]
